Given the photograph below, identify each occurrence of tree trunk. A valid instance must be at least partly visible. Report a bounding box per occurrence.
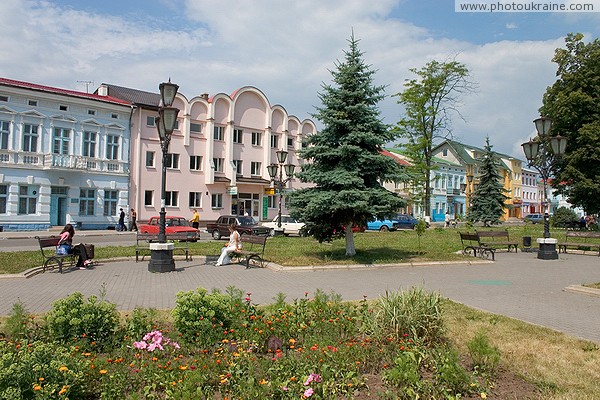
[345,225,356,256]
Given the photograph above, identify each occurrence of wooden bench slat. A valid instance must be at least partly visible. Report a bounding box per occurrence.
[135,232,193,262]
[231,235,268,268]
[558,231,600,256]
[459,232,495,261]
[35,235,78,273]
[476,230,518,252]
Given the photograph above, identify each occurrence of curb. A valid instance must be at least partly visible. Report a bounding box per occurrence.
[563,285,600,298]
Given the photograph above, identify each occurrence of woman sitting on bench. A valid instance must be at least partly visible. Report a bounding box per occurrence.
[215,224,241,266]
[57,223,93,269]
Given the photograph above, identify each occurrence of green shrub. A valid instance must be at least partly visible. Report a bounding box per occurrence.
[382,349,423,394]
[467,330,501,375]
[1,301,40,341]
[374,286,444,344]
[172,287,241,347]
[125,307,161,339]
[551,206,578,228]
[0,340,91,399]
[45,292,120,350]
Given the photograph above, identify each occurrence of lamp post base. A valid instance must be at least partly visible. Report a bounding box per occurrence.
[148,242,176,272]
[536,238,558,260]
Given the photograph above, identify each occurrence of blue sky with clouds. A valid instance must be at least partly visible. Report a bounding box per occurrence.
[2,0,599,157]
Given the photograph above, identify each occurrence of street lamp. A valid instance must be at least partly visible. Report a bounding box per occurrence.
[521,116,567,260]
[148,79,180,273]
[464,173,474,216]
[267,150,296,235]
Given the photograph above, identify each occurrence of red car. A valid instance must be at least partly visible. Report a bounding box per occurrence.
[138,216,198,241]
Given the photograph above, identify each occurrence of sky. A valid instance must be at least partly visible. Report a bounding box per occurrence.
[1,0,599,158]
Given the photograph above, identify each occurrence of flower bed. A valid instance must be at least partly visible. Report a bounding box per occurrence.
[0,287,502,399]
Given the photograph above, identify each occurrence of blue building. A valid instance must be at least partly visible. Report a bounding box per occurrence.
[0,78,132,231]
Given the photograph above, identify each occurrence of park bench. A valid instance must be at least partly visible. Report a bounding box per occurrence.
[557,231,600,256]
[459,232,495,261]
[476,230,519,252]
[135,232,194,262]
[231,235,268,268]
[35,235,78,273]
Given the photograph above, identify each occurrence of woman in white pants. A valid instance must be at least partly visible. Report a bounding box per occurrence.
[216,224,241,266]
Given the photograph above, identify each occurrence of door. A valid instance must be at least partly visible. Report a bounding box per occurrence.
[50,187,68,227]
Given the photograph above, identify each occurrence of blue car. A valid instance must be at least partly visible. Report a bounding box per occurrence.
[395,214,429,230]
[366,218,399,231]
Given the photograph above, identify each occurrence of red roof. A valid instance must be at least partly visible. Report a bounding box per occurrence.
[0,77,131,106]
[381,149,411,166]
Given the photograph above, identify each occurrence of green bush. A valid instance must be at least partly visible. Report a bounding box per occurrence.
[434,346,477,395]
[172,287,242,347]
[45,292,120,350]
[0,340,91,399]
[124,307,161,339]
[1,301,40,341]
[374,286,444,344]
[551,206,579,228]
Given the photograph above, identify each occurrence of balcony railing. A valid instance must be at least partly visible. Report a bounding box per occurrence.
[0,150,129,174]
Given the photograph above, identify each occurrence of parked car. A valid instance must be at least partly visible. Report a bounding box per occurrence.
[206,215,271,240]
[262,215,306,236]
[396,214,429,230]
[138,216,198,241]
[524,214,544,224]
[366,218,399,231]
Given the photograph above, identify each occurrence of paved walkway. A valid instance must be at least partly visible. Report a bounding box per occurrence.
[0,244,599,344]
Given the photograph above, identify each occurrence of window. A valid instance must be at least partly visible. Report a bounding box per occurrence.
[145,151,155,167]
[52,127,70,155]
[82,131,96,157]
[22,124,38,152]
[270,134,279,148]
[0,184,7,214]
[267,195,276,208]
[190,155,202,171]
[287,137,294,147]
[144,190,153,206]
[213,158,224,172]
[0,120,9,150]
[189,192,202,207]
[18,185,38,215]
[250,161,261,176]
[146,116,156,127]
[59,105,68,111]
[190,122,202,134]
[79,188,95,216]
[106,134,119,160]
[233,128,243,144]
[0,95,8,102]
[165,153,180,169]
[27,99,37,106]
[251,131,262,146]
[165,191,178,207]
[103,190,118,216]
[233,160,243,175]
[87,109,96,116]
[213,126,224,141]
[111,113,118,119]
[211,193,223,208]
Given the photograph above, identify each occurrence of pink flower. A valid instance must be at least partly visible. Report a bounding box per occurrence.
[304,373,321,386]
[304,387,314,397]
[133,341,147,350]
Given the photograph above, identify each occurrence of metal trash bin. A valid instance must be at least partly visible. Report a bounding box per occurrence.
[522,236,532,252]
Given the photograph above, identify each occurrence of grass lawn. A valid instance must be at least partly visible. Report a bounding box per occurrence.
[0,225,548,274]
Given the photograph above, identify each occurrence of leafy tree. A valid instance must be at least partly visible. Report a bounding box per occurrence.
[550,206,578,229]
[468,138,507,226]
[540,33,600,214]
[288,34,405,256]
[394,59,475,217]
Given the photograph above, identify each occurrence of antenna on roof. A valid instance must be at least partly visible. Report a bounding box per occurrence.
[77,80,94,93]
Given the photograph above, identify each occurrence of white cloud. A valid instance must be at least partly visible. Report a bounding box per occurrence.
[0,0,569,157]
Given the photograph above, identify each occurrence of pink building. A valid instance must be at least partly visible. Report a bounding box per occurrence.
[96,84,316,223]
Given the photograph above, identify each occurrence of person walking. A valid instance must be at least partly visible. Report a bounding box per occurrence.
[190,209,200,230]
[444,212,451,228]
[118,208,126,232]
[129,208,138,231]
[215,223,241,266]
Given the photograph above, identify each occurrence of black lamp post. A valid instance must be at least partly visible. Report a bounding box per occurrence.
[148,79,180,273]
[521,116,567,260]
[267,150,296,235]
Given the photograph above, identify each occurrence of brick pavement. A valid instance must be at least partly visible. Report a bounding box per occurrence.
[0,248,599,344]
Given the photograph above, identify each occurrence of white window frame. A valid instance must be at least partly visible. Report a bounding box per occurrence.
[213,126,225,141]
[251,131,262,146]
[211,193,223,209]
[165,191,179,207]
[190,155,202,171]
